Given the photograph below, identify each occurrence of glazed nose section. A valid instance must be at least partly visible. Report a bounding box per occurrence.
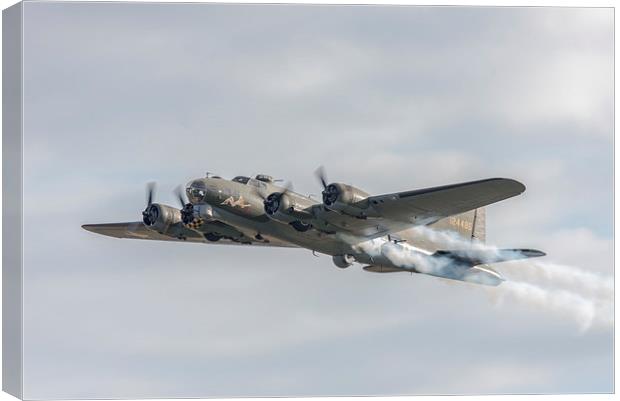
[185,179,208,204]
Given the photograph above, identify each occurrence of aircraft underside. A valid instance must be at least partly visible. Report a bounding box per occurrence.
[83,171,545,286]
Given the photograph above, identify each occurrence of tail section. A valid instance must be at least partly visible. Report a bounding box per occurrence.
[433,248,546,267]
[427,248,545,286]
[429,207,486,243]
[472,207,485,243]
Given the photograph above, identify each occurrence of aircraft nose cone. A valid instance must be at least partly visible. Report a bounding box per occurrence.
[186,179,208,203]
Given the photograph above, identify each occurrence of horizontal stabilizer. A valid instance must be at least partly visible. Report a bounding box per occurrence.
[433,248,546,267]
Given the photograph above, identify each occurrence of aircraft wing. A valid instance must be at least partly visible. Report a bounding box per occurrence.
[315,178,526,239]
[82,222,296,247]
[367,178,525,225]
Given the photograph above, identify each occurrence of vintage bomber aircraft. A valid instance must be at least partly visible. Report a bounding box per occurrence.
[83,169,545,286]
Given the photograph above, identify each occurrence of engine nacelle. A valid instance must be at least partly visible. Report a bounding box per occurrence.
[142,204,182,232]
[322,183,372,217]
[332,254,356,268]
[264,192,313,226]
[181,204,215,230]
[264,192,295,222]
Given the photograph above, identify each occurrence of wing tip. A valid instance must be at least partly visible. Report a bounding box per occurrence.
[81,223,126,238]
[490,177,526,194]
[518,248,546,258]
[81,224,96,233]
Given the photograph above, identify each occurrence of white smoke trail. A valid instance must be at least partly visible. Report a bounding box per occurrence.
[503,260,613,298]
[497,265,613,332]
[340,227,613,332]
[412,225,613,331]
[498,280,611,333]
[336,232,452,275]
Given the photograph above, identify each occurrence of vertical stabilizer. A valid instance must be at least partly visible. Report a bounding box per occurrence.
[472,207,486,243]
[429,208,483,242]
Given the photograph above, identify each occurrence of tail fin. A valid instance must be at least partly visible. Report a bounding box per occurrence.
[429,207,485,243]
[472,207,485,243]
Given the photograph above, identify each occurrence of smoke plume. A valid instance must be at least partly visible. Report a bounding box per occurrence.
[415,225,613,332]
[339,227,613,332]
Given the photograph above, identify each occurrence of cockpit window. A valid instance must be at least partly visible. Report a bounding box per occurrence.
[232,176,250,184]
[191,179,206,188]
[255,174,273,183]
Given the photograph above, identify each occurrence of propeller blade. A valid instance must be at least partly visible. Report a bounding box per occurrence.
[314,166,328,189]
[174,185,187,208]
[281,181,293,195]
[146,182,156,207]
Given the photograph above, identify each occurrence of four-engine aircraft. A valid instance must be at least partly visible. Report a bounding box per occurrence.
[83,168,545,286]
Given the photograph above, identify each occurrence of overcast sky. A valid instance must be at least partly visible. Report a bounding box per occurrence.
[20,3,613,398]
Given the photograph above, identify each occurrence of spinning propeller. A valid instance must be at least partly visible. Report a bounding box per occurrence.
[256,181,293,215]
[175,185,195,225]
[142,182,159,226]
[314,166,338,206]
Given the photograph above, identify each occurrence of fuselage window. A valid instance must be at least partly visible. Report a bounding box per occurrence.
[232,176,250,184]
[255,174,274,183]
